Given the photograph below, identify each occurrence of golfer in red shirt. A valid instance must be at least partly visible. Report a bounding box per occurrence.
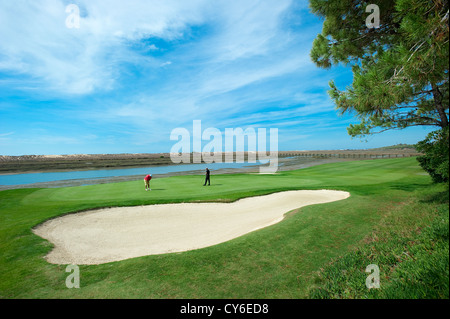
[144,174,152,191]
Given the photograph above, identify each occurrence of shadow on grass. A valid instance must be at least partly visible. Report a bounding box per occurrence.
[420,188,450,204]
[389,182,430,192]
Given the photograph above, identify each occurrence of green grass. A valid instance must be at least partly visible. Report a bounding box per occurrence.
[0,157,448,298]
[308,185,449,299]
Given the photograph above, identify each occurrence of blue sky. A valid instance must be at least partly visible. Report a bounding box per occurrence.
[0,0,433,156]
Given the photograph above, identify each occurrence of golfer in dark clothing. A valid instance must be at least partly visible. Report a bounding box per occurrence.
[203,168,210,186]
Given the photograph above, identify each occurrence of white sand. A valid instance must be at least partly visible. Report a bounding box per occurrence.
[33,190,350,265]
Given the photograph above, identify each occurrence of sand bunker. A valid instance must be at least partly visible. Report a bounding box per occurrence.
[33,190,350,265]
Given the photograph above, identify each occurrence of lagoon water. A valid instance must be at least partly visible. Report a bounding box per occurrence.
[0,161,259,186]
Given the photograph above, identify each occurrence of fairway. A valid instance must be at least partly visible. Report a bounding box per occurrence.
[0,157,448,299]
[33,190,350,265]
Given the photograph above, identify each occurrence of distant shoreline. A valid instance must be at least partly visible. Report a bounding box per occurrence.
[0,148,420,175]
[0,155,415,190]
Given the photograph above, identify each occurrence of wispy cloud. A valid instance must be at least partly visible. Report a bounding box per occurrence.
[0,1,427,155]
[0,0,211,94]
[0,132,15,137]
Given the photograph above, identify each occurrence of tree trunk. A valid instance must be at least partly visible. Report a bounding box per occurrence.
[432,83,449,129]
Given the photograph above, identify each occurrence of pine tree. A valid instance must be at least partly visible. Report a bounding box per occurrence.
[309,0,449,137]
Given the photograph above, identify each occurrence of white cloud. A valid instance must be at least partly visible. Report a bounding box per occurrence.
[0,0,302,95]
[0,0,211,94]
[2,0,348,154]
